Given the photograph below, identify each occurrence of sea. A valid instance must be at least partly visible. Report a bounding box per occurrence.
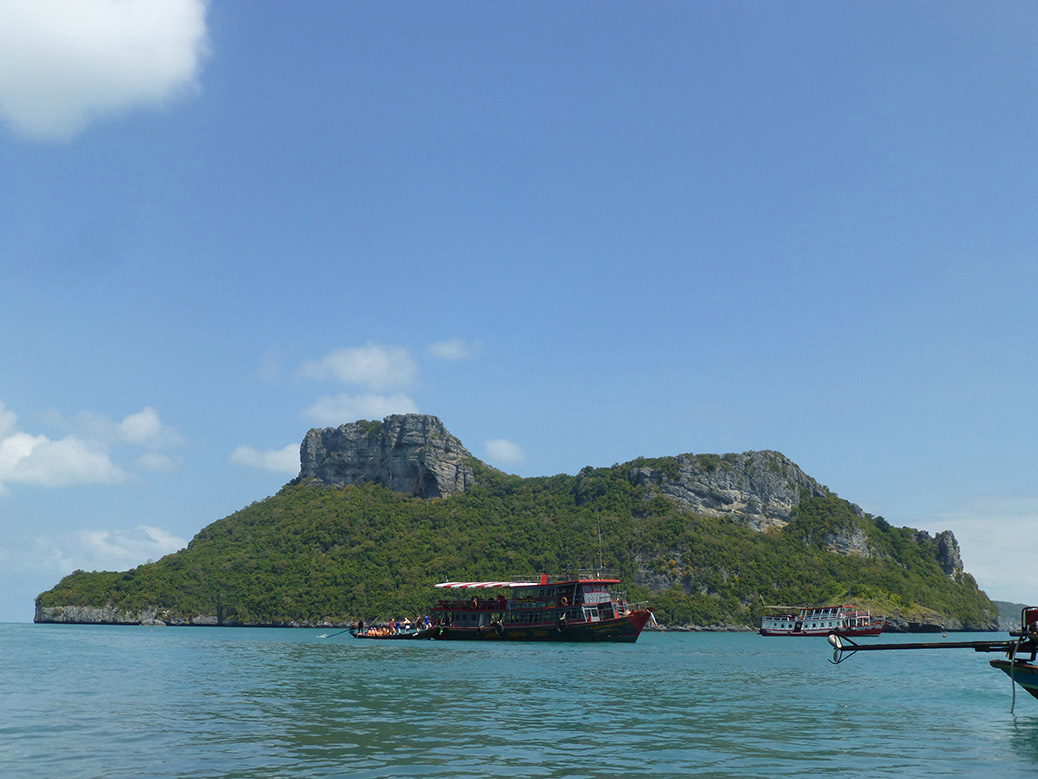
[2,624,1037,778]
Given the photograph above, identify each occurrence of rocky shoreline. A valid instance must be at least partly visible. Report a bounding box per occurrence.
[33,604,987,632]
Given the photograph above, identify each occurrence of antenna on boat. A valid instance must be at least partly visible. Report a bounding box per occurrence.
[596,512,604,575]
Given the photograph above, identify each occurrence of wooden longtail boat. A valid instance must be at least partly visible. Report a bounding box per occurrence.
[428,574,653,643]
[828,606,1038,708]
[349,627,426,640]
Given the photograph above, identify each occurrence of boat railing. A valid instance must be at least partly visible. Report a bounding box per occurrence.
[435,598,508,612]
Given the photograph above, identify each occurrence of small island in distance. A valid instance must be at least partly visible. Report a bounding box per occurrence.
[35,414,999,632]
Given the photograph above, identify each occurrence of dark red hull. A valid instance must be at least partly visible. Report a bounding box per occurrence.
[432,610,652,643]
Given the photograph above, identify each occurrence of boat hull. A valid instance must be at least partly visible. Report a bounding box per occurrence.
[990,659,1038,700]
[759,626,885,637]
[349,630,427,640]
[432,610,652,643]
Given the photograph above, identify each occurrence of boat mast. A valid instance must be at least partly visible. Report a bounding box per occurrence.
[596,512,604,576]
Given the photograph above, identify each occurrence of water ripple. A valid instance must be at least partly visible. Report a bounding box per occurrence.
[2,625,1035,777]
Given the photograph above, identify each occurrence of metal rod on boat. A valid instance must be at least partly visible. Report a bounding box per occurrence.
[833,638,1016,652]
[826,632,1036,664]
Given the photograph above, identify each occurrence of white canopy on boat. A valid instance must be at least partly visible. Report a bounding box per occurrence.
[433,581,537,589]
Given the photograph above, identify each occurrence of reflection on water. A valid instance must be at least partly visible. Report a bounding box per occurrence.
[2,625,1037,777]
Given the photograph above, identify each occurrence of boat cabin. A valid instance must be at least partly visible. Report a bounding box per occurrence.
[760,604,885,637]
[432,576,629,628]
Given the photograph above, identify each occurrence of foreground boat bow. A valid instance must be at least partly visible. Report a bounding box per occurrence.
[827,606,1038,705]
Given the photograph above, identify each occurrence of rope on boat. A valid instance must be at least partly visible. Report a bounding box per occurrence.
[318,628,353,639]
[1009,638,1019,715]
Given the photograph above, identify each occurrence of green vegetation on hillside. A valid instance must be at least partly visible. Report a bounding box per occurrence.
[36,459,996,628]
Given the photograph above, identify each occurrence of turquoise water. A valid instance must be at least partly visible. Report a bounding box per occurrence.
[2,624,1037,777]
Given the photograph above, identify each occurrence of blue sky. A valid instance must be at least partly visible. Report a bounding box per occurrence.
[1,1,1036,623]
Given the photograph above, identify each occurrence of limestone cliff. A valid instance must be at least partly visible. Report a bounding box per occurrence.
[298,414,475,498]
[934,529,965,579]
[33,604,216,626]
[627,450,848,531]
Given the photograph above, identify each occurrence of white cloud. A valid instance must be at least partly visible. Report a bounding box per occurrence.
[119,407,169,445]
[0,0,209,142]
[484,438,526,466]
[79,525,186,565]
[0,401,187,492]
[48,406,184,449]
[0,402,16,437]
[428,338,475,361]
[0,424,129,489]
[299,345,417,391]
[0,525,186,575]
[229,444,300,475]
[302,393,419,427]
[135,452,182,472]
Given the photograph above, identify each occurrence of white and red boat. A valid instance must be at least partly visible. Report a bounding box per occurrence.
[759,604,885,637]
[421,574,653,643]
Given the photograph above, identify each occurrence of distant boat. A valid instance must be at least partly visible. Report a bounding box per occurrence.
[427,574,653,642]
[760,604,886,637]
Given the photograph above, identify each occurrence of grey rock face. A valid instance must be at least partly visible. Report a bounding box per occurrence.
[934,530,964,579]
[629,450,840,530]
[299,414,475,498]
[821,523,872,558]
[34,604,140,624]
[34,604,193,625]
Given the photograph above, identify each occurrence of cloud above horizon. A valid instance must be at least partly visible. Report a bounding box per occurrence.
[228,443,300,475]
[297,344,420,429]
[484,438,526,466]
[0,0,209,141]
[299,344,417,392]
[0,524,187,575]
[47,406,185,450]
[0,401,129,492]
[302,393,419,427]
[0,401,186,493]
[428,338,476,361]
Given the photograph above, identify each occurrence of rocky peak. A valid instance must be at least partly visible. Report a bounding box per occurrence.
[629,450,839,530]
[298,414,475,498]
[914,529,965,579]
[934,530,964,579]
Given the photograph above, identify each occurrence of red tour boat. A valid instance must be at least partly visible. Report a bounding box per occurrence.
[423,574,653,643]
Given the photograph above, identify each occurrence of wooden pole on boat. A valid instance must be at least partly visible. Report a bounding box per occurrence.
[319,628,353,639]
[827,632,1038,664]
